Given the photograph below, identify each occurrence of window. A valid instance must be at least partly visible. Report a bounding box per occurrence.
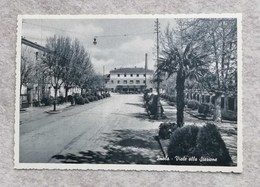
[124,74,126,77]
[143,80,146,84]
[130,74,133,77]
[111,80,114,84]
[117,74,120,77]
[136,74,139,77]
[130,80,133,84]
[136,80,140,84]
[117,80,120,84]
[123,80,127,84]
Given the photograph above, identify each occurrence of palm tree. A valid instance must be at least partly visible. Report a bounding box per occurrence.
[158,43,208,127]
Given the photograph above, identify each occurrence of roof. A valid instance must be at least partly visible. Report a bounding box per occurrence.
[110,67,154,74]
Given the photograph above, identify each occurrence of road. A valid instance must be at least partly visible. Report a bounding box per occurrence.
[19,93,237,164]
[20,94,162,163]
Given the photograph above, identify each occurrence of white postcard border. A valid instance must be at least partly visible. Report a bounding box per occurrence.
[14,13,243,173]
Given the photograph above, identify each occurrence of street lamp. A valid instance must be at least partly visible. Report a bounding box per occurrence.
[93,37,97,45]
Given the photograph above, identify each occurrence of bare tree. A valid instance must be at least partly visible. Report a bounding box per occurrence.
[42,35,72,111]
[20,46,36,94]
[72,44,93,94]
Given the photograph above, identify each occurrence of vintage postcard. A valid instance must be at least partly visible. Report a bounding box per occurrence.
[15,14,242,172]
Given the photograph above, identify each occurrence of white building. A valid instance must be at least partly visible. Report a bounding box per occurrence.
[105,67,154,93]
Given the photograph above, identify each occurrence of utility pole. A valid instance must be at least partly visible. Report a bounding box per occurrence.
[103,65,105,93]
[145,53,147,89]
[155,18,161,119]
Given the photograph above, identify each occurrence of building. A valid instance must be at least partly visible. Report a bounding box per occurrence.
[105,67,154,93]
[20,44,81,108]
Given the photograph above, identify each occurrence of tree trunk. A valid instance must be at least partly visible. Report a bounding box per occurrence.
[176,70,185,127]
[65,87,69,102]
[213,92,222,122]
[81,88,83,95]
[53,85,58,111]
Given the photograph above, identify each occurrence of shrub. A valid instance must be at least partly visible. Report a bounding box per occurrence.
[33,99,40,107]
[196,123,232,166]
[143,92,150,103]
[167,123,232,166]
[222,110,237,121]
[187,100,200,110]
[75,96,85,105]
[158,122,178,139]
[57,96,65,104]
[146,95,164,116]
[169,96,176,103]
[67,95,73,102]
[84,98,90,103]
[168,125,200,165]
[87,96,93,102]
[97,94,103,100]
[94,96,98,101]
[41,97,53,106]
[198,103,214,116]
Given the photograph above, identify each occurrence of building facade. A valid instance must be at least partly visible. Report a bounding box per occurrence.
[105,67,154,93]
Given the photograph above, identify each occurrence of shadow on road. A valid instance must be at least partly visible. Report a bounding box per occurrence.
[52,129,166,164]
[125,102,144,107]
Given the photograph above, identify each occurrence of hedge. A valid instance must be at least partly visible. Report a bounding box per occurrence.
[41,97,53,106]
[158,122,178,139]
[75,95,85,105]
[167,123,232,166]
[187,100,200,110]
[198,103,215,116]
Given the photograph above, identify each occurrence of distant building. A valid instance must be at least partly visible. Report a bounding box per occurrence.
[105,67,154,92]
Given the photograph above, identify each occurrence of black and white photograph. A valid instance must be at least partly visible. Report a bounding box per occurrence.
[15,14,242,172]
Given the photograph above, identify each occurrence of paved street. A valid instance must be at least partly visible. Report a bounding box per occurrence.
[20,93,237,164]
[20,94,162,163]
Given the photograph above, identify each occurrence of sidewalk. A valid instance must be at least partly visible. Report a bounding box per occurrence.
[20,102,72,125]
[160,98,238,164]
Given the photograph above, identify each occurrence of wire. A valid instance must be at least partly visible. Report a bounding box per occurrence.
[95,32,155,38]
[23,21,155,39]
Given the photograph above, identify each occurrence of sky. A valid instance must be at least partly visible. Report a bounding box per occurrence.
[22,18,177,74]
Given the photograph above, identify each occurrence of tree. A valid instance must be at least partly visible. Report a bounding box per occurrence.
[159,35,208,127]
[180,19,237,121]
[161,74,176,95]
[73,44,93,94]
[87,73,103,90]
[42,35,72,111]
[161,19,237,122]
[20,46,36,94]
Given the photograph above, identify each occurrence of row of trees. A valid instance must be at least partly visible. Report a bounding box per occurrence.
[158,18,237,126]
[21,35,103,111]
